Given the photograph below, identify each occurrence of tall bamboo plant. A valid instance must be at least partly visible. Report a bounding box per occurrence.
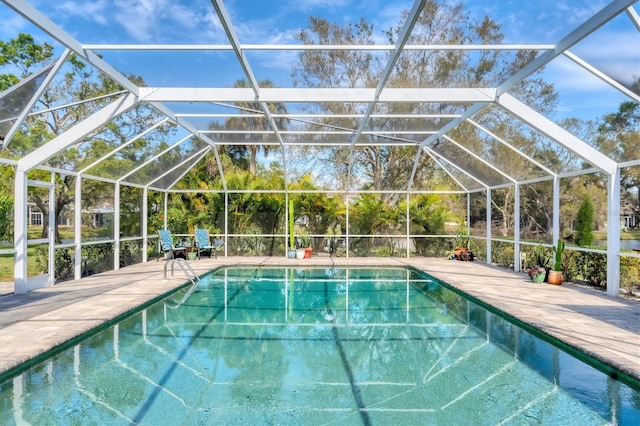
[289,199,295,250]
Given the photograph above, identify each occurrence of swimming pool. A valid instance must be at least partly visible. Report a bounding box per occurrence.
[0,266,638,424]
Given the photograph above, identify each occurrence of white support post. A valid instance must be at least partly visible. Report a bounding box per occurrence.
[163,192,168,230]
[142,187,148,263]
[466,193,471,239]
[406,192,410,258]
[486,189,492,264]
[345,194,350,259]
[114,182,120,270]
[607,170,621,297]
[74,175,82,279]
[224,192,229,256]
[552,177,560,246]
[285,193,290,258]
[48,174,55,286]
[14,169,28,294]
[514,184,521,272]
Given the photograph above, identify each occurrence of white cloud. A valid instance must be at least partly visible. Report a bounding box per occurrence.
[53,0,110,26]
[0,8,32,39]
[543,56,631,120]
[111,0,195,42]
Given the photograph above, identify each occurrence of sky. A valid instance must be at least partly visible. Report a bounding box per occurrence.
[0,0,638,123]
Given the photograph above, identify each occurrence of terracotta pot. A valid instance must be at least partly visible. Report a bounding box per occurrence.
[304,248,312,258]
[547,270,563,285]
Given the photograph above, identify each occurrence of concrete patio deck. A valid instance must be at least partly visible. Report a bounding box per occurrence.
[0,257,638,385]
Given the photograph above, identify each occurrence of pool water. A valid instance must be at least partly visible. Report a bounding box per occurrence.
[0,267,638,425]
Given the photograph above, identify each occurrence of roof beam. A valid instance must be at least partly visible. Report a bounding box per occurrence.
[119,135,192,181]
[496,0,636,95]
[440,134,517,184]
[258,101,290,192]
[426,148,488,189]
[17,93,138,172]
[3,0,140,95]
[81,43,556,51]
[497,93,618,174]
[150,102,228,192]
[375,0,427,101]
[626,5,640,31]
[79,118,171,175]
[407,145,472,192]
[417,102,488,149]
[407,102,489,188]
[210,0,259,96]
[139,87,496,103]
[346,0,427,190]
[178,113,461,119]
[165,149,213,190]
[148,147,211,189]
[467,119,556,176]
[563,51,640,102]
[1,53,67,150]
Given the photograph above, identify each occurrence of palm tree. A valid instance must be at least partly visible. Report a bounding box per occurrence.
[225,79,287,175]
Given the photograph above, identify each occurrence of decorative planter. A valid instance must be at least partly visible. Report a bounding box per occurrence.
[454,247,474,261]
[304,248,312,259]
[188,252,196,260]
[547,270,563,285]
[531,272,545,283]
[296,249,305,259]
[287,249,296,259]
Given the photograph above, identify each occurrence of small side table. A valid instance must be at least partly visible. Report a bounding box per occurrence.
[174,245,191,260]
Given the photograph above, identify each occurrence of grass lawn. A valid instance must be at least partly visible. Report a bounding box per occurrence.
[620,230,640,239]
[0,247,41,281]
[0,226,112,282]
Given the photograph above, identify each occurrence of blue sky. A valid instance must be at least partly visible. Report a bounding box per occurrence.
[1,0,638,122]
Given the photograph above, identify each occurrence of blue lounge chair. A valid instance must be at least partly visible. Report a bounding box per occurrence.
[157,229,178,261]
[194,228,223,259]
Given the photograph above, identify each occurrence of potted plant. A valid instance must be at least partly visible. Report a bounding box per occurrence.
[452,230,474,261]
[288,199,296,258]
[528,267,546,283]
[533,244,550,282]
[299,232,312,258]
[548,240,565,285]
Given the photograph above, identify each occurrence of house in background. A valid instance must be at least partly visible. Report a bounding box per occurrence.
[621,200,640,230]
[88,205,114,228]
[26,203,113,228]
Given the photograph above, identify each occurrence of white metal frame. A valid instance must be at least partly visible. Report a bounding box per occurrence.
[1,0,637,295]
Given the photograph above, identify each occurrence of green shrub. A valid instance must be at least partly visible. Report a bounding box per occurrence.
[561,251,578,283]
[491,241,514,267]
[82,243,114,275]
[574,251,607,287]
[120,240,142,267]
[621,257,640,292]
[34,246,74,282]
[575,196,594,246]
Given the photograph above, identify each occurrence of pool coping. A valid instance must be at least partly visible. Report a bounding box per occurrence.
[0,256,638,386]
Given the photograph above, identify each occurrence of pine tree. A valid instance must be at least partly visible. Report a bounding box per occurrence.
[575,196,594,246]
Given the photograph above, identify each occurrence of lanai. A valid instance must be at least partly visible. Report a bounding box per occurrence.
[0,0,638,296]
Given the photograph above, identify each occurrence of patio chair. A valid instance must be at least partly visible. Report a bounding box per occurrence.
[194,228,223,259]
[157,229,178,261]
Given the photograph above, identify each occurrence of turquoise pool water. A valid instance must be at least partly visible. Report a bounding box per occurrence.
[0,267,638,425]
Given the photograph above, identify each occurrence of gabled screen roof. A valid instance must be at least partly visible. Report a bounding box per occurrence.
[1,0,638,193]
